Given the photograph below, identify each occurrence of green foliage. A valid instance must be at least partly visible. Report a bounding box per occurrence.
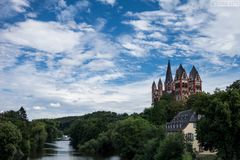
[78,130,115,156]
[18,107,28,121]
[192,85,240,160]
[54,116,80,135]
[69,111,128,149]
[227,79,240,90]
[182,152,193,160]
[142,94,186,125]
[135,137,162,160]
[78,116,164,160]
[0,107,32,156]
[34,119,62,142]
[30,121,48,149]
[111,117,160,159]
[155,133,185,160]
[0,122,22,160]
[186,92,211,114]
[0,107,68,159]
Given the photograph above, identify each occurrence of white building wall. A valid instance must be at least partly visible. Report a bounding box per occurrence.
[183,123,200,152]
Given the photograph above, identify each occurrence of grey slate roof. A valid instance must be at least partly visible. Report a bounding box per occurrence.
[175,64,186,78]
[166,109,199,132]
[158,78,162,86]
[152,81,156,89]
[189,65,200,79]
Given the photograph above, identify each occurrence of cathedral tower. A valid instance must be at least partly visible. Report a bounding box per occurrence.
[164,60,173,93]
[152,81,157,104]
[174,64,189,101]
[158,78,163,97]
[189,66,202,94]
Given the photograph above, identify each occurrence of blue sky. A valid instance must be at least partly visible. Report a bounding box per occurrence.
[0,0,240,119]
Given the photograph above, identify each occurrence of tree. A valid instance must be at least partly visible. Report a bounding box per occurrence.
[111,117,160,160]
[69,111,128,149]
[35,119,61,142]
[30,122,47,149]
[193,88,240,160]
[142,94,186,125]
[227,79,240,90]
[0,122,22,160]
[155,133,185,160]
[78,130,115,156]
[18,107,28,121]
[78,116,163,160]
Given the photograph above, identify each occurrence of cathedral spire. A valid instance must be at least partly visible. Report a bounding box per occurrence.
[152,81,156,90]
[158,78,162,87]
[165,60,173,83]
[158,78,163,97]
[164,60,173,93]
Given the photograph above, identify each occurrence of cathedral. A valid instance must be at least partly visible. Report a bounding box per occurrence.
[152,60,202,104]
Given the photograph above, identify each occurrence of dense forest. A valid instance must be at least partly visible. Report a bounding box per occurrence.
[0,80,240,160]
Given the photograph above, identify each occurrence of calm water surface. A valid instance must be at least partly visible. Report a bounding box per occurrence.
[28,141,120,160]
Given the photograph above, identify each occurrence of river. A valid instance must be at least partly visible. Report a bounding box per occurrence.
[28,141,120,160]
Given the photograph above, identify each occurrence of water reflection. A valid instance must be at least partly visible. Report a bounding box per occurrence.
[28,141,119,160]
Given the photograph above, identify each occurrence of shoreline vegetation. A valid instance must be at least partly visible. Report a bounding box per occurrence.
[0,80,239,160]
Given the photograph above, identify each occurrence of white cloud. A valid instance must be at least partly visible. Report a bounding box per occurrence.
[158,0,180,10]
[25,12,37,18]
[123,0,240,65]
[85,59,115,71]
[50,102,61,108]
[11,0,29,13]
[120,35,147,57]
[98,0,116,6]
[57,0,90,24]
[192,7,240,57]
[0,19,81,53]
[0,0,29,18]
[0,44,19,71]
[0,61,149,119]
[124,20,152,31]
[0,17,126,119]
[33,106,46,110]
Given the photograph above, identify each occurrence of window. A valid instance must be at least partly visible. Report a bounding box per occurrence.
[185,133,194,141]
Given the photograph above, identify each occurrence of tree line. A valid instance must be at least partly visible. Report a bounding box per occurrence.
[0,107,62,160]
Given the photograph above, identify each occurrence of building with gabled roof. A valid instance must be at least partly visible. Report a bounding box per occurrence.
[166,110,216,154]
[166,109,202,152]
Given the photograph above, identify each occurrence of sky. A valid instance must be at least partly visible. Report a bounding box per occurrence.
[0,0,240,119]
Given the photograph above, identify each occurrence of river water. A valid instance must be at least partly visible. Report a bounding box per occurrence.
[28,141,120,160]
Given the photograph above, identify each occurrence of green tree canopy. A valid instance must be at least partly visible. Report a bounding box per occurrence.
[0,122,22,160]
[18,107,28,121]
[30,122,47,149]
[78,116,163,160]
[142,94,187,125]
[191,86,240,160]
[155,133,185,160]
[227,79,240,90]
[69,111,128,149]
